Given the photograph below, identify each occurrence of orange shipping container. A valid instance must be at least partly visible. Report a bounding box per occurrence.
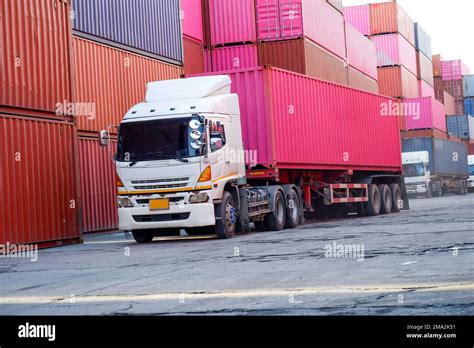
[348,66,378,94]
[1,0,73,116]
[257,38,348,86]
[416,52,434,86]
[370,2,415,46]
[183,35,205,75]
[378,66,418,99]
[73,37,183,133]
[432,54,443,78]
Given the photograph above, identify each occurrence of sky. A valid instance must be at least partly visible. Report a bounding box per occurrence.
[342,0,474,70]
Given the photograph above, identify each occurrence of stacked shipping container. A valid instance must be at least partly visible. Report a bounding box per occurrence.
[441,60,470,114]
[181,0,205,75]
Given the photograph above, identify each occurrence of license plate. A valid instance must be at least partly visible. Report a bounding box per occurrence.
[149,199,169,211]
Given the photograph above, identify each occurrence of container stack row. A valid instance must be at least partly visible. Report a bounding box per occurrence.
[181,0,206,75]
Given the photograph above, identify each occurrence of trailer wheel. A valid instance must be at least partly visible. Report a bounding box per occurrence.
[215,191,237,239]
[378,184,392,214]
[365,184,381,216]
[389,184,402,213]
[265,191,286,231]
[254,221,268,232]
[284,189,300,229]
[132,230,154,243]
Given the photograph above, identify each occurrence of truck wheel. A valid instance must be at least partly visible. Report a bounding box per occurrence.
[265,190,286,231]
[389,184,402,213]
[284,189,300,229]
[365,184,381,216]
[215,191,237,239]
[254,221,267,232]
[185,227,214,236]
[378,184,392,214]
[132,230,154,243]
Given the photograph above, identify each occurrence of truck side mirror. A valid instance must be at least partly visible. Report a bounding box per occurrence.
[99,130,109,147]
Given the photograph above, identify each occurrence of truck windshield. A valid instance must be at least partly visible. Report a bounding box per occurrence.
[469,165,474,176]
[403,163,425,177]
[116,116,205,162]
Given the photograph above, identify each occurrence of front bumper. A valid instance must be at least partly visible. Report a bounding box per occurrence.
[468,180,474,188]
[406,184,427,194]
[118,202,215,231]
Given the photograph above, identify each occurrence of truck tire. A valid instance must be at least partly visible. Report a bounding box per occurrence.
[132,230,154,243]
[389,184,402,213]
[264,190,286,231]
[254,221,268,232]
[185,226,214,236]
[378,184,392,215]
[365,184,381,216]
[284,189,300,229]
[215,191,237,239]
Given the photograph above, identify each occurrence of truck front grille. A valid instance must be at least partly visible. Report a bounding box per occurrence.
[133,213,190,223]
[131,177,191,190]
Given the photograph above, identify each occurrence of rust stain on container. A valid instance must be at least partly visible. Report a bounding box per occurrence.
[183,35,205,75]
[258,38,348,86]
[1,0,73,114]
[73,37,183,133]
[0,114,81,246]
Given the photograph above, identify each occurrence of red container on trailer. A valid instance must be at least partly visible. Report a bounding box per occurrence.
[79,136,118,233]
[370,2,415,46]
[74,37,182,133]
[378,66,418,99]
[0,114,81,247]
[345,23,377,80]
[192,67,402,172]
[210,45,258,71]
[183,35,205,75]
[370,34,417,76]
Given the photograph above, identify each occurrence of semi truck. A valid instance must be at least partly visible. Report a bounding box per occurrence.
[402,132,469,197]
[469,155,474,192]
[100,67,408,243]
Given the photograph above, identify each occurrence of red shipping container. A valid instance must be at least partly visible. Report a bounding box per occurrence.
[343,5,370,36]
[454,100,465,115]
[1,0,73,115]
[378,66,418,99]
[210,45,258,71]
[418,79,435,98]
[416,52,434,86]
[183,35,205,75]
[434,77,444,102]
[0,114,81,247]
[432,54,443,78]
[208,0,256,46]
[180,0,203,42]
[370,2,415,46]
[441,60,470,81]
[256,0,346,59]
[468,141,474,155]
[402,97,447,132]
[371,34,417,76]
[345,23,377,80]
[79,136,118,233]
[257,38,348,86]
[348,66,378,94]
[442,80,464,100]
[443,92,456,115]
[74,37,182,133]
[194,67,401,171]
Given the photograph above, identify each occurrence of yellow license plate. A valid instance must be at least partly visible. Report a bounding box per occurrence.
[149,199,169,211]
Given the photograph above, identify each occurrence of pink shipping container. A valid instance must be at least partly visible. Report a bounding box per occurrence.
[443,92,456,115]
[345,23,377,80]
[256,0,346,59]
[371,34,417,76]
[79,136,118,233]
[343,5,370,36]
[194,67,401,171]
[417,79,435,98]
[210,45,258,71]
[441,60,471,81]
[208,0,256,46]
[403,97,447,132]
[180,0,203,42]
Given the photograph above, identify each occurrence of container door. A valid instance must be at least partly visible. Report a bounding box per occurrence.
[256,0,280,41]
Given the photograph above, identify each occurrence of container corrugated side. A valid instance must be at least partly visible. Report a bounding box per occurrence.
[73,0,182,63]
[79,137,118,233]
[211,45,258,71]
[441,60,471,81]
[378,66,418,99]
[442,80,464,100]
[446,115,474,140]
[371,34,417,76]
[432,54,442,77]
[348,66,378,94]
[0,114,81,246]
[414,23,432,58]
[463,75,474,98]
[193,67,401,171]
[327,0,343,13]
[209,0,256,46]
[443,92,456,115]
[180,0,203,42]
[1,0,72,114]
[74,37,183,133]
[418,79,435,98]
[416,51,434,86]
[345,23,377,80]
[434,77,444,102]
[343,5,370,36]
[465,97,474,116]
[370,2,415,46]
[403,97,446,132]
[402,137,468,177]
[183,35,205,75]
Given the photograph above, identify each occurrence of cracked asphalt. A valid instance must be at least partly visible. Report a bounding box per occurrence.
[0,194,473,315]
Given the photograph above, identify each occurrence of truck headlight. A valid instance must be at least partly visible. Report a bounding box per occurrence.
[118,197,134,208]
[189,192,209,204]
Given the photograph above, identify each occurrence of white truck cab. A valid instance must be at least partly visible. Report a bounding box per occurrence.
[402,151,433,197]
[468,155,474,191]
